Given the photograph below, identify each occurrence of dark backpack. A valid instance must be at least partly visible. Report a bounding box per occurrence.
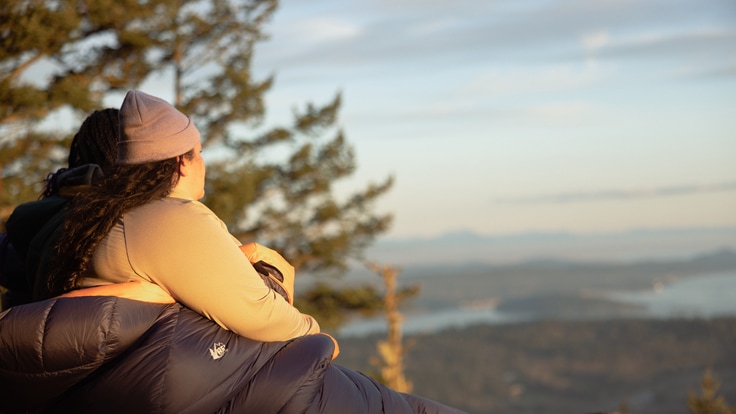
[0,232,30,310]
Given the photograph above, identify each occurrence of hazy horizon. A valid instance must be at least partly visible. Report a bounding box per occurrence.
[364,225,736,266]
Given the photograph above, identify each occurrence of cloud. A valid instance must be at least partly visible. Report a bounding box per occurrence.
[525,101,594,123]
[281,17,362,44]
[258,0,736,90]
[582,31,610,52]
[496,182,736,204]
[593,28,736,62]
[464,65,605,97]
[581,30,610,68]
[675,62,736,80]
[406,18,460,37]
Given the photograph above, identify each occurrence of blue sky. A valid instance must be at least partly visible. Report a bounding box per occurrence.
[247,0,736,239]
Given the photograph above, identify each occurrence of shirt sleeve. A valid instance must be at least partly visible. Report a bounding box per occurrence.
[122,198,320,341]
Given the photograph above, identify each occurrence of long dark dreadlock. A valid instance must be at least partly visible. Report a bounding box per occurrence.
[41,108,120,198]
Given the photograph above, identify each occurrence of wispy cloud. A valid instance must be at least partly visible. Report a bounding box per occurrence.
[261,0,736,92]
[496,182,736,204]
[582,31,610,52]
[406,18,460,37]
[280,17,362,44]
[674,61,736,80]
[593,28,736,63]
[464,65,605,97]
[525,101,594,123]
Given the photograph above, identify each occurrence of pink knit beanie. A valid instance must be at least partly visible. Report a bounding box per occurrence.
[117,90,200,164]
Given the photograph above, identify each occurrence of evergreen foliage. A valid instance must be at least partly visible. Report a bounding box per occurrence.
[295,281,384,331]
[366,262,415,393]
[688,369,734,414]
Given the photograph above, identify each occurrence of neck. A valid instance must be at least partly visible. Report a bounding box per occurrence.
[168,187,193,200]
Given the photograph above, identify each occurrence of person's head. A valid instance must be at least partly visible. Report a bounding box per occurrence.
[68,108,119,172]
[117,90,205,200]
[48,91,203,296]
[42,108,119,198]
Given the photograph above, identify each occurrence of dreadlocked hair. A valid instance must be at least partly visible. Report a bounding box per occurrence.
[47,150,193,296]
[41,108,120,199]
[41,168,68,199]
[68,108,119,172]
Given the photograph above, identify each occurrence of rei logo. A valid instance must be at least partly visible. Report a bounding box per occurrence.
[209,342,227,360]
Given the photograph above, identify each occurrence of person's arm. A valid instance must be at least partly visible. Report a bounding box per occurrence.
[124,199,320,342]
[59,281,175,304]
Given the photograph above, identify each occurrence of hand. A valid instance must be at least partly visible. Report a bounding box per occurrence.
[240,242,295,304]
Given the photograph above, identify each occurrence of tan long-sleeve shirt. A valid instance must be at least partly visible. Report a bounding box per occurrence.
[83,190,320,341]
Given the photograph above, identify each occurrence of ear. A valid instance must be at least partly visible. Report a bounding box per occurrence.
[177,156,190,177]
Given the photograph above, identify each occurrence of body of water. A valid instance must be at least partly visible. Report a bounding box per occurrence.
[607,271,736,318]
[337,272,736,338]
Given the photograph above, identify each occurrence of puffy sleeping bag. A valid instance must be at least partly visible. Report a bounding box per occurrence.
[0,297,465,414]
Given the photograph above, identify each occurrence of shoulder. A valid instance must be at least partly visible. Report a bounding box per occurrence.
[124,197,232,239]
[128,197,216,222]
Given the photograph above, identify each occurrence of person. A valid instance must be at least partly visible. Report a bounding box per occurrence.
[47,90,320,342]
[2,108,119,308]
[0,90,466,413]
[3,108,297,311]
[0,294,465,413]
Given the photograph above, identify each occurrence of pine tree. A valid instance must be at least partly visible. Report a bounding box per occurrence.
[688,368,734,414]
[366,262,419,393]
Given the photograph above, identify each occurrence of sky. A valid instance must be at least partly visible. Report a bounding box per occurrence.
[130,0,734,241]
[246,0,736,240]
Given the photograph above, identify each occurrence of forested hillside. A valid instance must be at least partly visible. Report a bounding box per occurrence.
[337,318,736,414]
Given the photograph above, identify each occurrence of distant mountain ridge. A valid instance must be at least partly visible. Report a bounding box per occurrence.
[366,227,736,266]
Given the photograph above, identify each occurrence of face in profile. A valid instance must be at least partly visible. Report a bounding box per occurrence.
[190,142,206,200]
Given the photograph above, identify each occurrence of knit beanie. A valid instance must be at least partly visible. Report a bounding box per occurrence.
[117,90,200,164]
